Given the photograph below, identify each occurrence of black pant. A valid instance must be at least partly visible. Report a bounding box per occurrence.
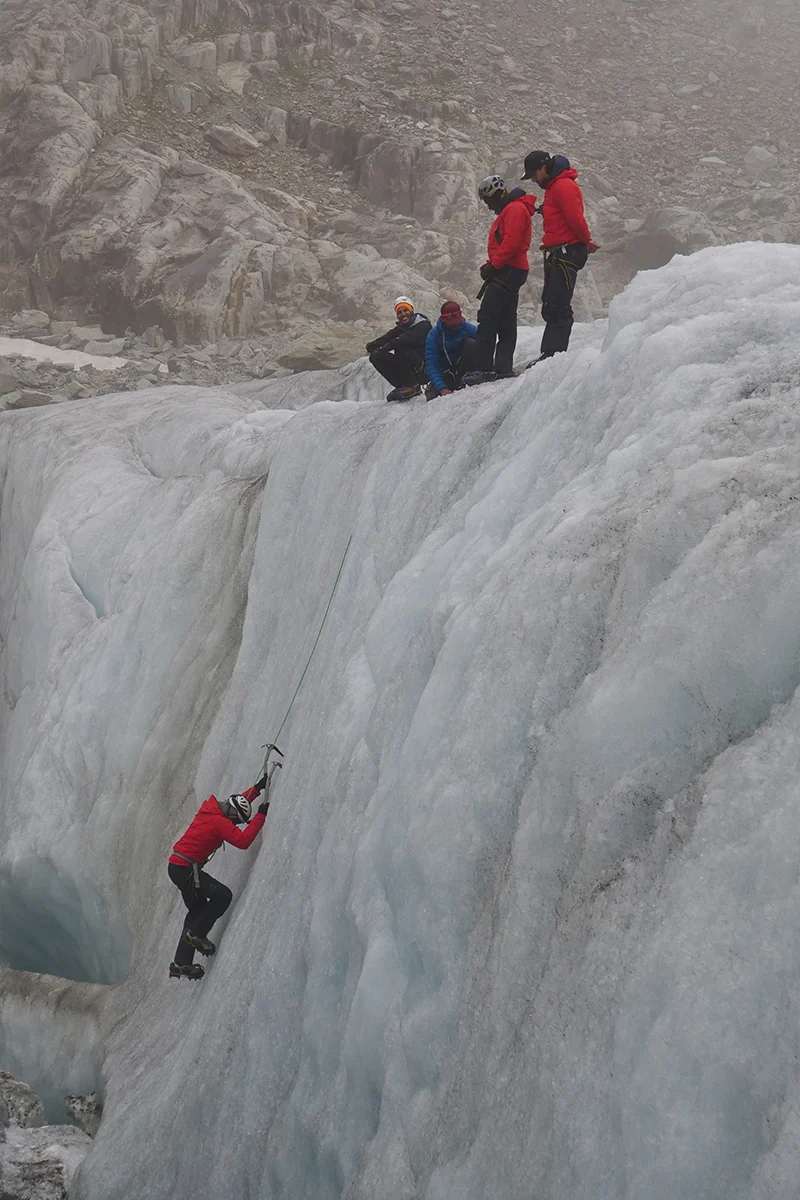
[369,347,426,389]
[475,267,528,375]
[168,863,232,966]
[432,337,477,393]
[540,243,588,356]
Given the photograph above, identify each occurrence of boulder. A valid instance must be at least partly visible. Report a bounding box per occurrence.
[250,32,278,59]
[68,326,112,347]
[203,124,260,156]
[7,389,54,408]
[624,207,721,272]
[83,337,126,356]
[215,34,240,63]
[64,1094,102,1139]
[174,41,216,71]
[0,1070,45,1128]
[165,84,193,116]
[11,309,49,331]
[743,145,778,182]
[0,369,21,396]
[250,60,279,79]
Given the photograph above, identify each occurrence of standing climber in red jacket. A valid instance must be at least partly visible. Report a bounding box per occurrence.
[167,772,271,979]
[463,175,538,387]
[521,151,600,361]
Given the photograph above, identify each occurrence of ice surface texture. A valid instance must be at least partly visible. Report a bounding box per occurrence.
[1,244,800,1199]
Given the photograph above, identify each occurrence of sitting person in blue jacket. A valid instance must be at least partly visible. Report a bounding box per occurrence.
[424,301,479,399]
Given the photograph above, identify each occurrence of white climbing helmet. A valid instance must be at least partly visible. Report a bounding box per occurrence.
[221,794,252,823]
[478,174,506,201]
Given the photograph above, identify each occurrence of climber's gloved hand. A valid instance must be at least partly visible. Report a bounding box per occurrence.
[254,772,269,793]
[365,340,378,354]
[479,262,496,281]
[257,800,270,816]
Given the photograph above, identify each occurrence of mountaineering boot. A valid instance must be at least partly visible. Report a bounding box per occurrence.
[182,931,216,956]
[424,382,438,401]
[386,384,422,403]
[169,962,205,980]
[462,370,497,388]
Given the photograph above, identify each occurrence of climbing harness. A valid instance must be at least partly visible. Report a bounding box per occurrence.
[172,852,201,888]
[258,535,353,778]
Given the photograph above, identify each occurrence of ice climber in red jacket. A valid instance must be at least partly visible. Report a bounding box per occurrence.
[521,150,599,361]
[462,174,538,388]
[167,772,270,979]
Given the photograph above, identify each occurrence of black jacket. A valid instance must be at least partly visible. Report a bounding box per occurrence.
[368,313,432,355]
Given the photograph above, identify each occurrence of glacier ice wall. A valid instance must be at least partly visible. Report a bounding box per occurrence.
[1,244,800,1199]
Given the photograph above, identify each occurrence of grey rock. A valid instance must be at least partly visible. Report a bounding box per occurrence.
[11,309,49,330]
[743,145,778,181]
[203,124,260,156]
[624,206,721,271]
[0,370,20,396]
[83,337,126,356]
[250,60,280,80]
[0,1121,91,1198]
[215,34,240,63]
[165,84,194,116]
[250,32,278,59]
[7,390,53,408]
[174,41,216,71]
[0,1070,45,1128]
[68,325,109,348]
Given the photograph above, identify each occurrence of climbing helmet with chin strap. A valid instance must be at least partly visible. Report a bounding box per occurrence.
[478,174,506,202]
[221,793,252,823]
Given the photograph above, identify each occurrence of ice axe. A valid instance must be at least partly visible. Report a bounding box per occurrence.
[259,742,284,778]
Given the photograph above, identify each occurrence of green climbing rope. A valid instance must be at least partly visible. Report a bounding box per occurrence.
[259,534,353,776]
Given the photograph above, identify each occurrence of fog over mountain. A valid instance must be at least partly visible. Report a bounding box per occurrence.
[0,0,798,390]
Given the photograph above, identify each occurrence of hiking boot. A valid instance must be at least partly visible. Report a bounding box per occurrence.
[424,382,438,401]
[169,962,205,980]
[462,370,497,388]
[386,385,422,403]
[181,931,216,956]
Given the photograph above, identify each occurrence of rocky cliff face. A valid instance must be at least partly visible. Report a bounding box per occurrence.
[1,0,799,370]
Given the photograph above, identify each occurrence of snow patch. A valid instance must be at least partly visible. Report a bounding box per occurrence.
[0,336,128,372]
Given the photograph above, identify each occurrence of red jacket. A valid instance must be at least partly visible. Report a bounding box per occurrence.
[540,164,592,247]
[169,786,264,866]
[487,191,538,270]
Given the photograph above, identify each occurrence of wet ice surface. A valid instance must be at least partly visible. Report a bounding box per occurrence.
[1,244,800,1199]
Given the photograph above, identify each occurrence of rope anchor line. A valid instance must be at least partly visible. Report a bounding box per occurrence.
[258,534,353,778]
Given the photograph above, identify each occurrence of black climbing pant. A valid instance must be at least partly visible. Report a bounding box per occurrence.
[539,243,589,357]
[474,266,529,375]
[168,863,232,966]
[436,337,478,392]
[369,347,427,389]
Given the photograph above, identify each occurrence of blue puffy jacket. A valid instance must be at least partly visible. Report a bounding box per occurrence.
[425,318,479,393]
